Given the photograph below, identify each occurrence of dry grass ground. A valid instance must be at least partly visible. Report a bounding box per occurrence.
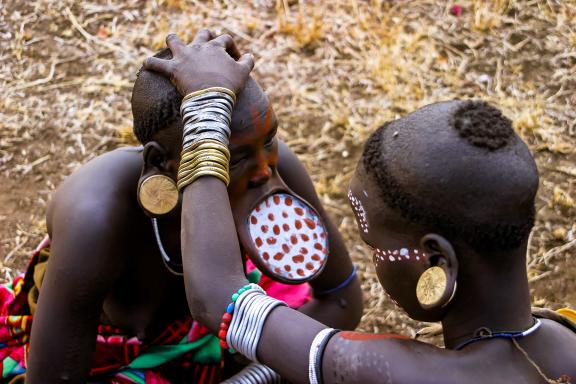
[0,0,574,342]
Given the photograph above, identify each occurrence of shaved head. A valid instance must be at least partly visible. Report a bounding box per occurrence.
[132,48,269,146]
[361,100,538,251]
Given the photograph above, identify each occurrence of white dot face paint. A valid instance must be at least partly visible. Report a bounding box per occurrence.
[347,190,369,234]
[248,193,328,282]
[373,247,427,265]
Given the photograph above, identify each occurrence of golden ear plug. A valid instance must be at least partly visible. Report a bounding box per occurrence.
[138,175,179,215]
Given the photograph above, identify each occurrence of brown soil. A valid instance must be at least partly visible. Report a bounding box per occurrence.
[0,0,574,341]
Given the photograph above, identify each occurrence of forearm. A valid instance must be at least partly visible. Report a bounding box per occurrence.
[299,277,363,330]
[182,177,248,332]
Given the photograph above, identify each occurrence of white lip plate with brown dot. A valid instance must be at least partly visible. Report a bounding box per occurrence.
[248,193,328,282]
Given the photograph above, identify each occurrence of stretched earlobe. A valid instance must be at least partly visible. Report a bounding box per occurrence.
[416,234,458,310]
[138,142,178,216]
[138,175,178,215]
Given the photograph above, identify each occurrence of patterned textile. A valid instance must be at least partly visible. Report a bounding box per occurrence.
[0,237,311,383]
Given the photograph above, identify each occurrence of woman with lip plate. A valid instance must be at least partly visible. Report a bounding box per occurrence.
[0,30,362,383]
[146,32,576,384]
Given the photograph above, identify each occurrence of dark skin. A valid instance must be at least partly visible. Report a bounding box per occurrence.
[148,33,576,383]
[25,31,362,383]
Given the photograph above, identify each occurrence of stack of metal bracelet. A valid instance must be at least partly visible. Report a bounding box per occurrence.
[177,87,236,191]
[221,363,284,384]
[221,284,287,362]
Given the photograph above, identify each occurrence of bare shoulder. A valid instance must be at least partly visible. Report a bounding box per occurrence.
[522,318,576,379]
[47,147,143,233]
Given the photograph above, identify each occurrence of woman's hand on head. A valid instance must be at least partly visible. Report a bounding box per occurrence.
[143,30,254,96]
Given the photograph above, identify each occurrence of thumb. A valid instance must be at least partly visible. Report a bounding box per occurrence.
[143,56,173,76]
[237,53,255,74]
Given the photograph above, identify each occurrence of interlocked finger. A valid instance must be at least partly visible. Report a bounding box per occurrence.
[143,56,173,76]
[192,29,213,45]
[210,34,241,60]
[166,33,186,54]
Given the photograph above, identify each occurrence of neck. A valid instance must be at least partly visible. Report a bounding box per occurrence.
[441,247,533,349]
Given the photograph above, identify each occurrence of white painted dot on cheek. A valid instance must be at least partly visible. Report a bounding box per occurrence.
[375,247,428,264]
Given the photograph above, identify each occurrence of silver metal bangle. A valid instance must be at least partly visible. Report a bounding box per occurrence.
[227,289,286,362]
[222,363,283,384]
[308,328,339,384]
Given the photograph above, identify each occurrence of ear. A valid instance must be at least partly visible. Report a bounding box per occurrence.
[417,233,459,309]
[137,142,179,217]
[142,141,172,174]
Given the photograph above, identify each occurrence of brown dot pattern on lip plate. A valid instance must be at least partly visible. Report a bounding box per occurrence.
[348,190,369,234]
[249,193,328,281]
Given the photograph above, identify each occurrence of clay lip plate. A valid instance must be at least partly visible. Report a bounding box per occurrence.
[247,193,328,282]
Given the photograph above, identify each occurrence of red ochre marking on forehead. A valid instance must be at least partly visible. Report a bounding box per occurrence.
[294,207,304,216]
[339,332,409,341]
[251,216,258,225]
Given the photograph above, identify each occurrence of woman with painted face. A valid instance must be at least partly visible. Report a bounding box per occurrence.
[0,30,362,383]
[148,32,576,383]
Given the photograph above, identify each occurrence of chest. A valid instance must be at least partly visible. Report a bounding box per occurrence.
[101,230,189,340]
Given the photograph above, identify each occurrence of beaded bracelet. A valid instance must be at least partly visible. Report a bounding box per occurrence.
[227,290,286,362]
[218,283,263,350]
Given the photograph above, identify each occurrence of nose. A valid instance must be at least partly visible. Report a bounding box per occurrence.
[248,166,272,188]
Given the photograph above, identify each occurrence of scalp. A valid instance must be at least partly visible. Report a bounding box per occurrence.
[361,100,539,251]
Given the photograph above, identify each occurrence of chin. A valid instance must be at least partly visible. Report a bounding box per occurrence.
[402,303,446,322]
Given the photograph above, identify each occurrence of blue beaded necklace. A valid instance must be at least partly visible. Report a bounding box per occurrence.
[454,317,542,350]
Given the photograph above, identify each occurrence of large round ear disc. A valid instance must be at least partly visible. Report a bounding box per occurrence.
[248,193,328,283]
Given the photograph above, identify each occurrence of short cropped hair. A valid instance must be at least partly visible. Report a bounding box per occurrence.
[362,101,534,251]
[131,48,181,144]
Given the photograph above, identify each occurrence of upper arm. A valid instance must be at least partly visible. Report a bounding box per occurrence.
[27,157,133,382]
[322,332,454,384]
